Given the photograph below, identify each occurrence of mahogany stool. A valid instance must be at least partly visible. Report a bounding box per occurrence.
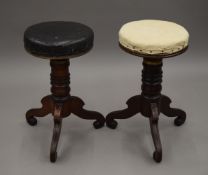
[106,20,189,162]
[24,21,105,162]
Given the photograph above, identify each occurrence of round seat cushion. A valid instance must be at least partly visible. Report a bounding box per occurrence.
[119,20,189,55]
[24,21,94,58]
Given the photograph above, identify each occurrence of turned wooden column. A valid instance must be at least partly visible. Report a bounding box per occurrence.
[140,59,163,117]
[50,60,70,101]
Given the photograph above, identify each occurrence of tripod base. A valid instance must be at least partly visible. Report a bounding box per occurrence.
[106,94,186,162]
[26,95,105,162]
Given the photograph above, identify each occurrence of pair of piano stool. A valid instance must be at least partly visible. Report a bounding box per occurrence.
[24,20,189,163]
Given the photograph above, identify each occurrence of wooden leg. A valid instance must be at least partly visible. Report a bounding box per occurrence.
[149,103,162,163]
[106,95,141,129]
[161,95,186,126]
[70,96,105,129]
[50,104,62,163]
[26,95,52,126]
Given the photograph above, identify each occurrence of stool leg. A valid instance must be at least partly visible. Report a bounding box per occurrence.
[160,95,186,126]
[149,103,162,163]
[50,104,62,163]
[70,96,105,129]
[26,95,52,126]
[106,95,141,129]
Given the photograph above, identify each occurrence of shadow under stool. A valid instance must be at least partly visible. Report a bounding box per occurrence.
[24,21,105,162]
[106,20,189,163]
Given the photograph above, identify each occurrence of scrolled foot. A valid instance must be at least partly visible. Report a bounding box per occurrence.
[174,116,186,126]
[161,95,186,126]
[106,108,137,129]
[106,95,141,129]
[70,96,105,129]
[26,116,37,126]
[50,151,57,163]
[25,95,52,126]
[106,118,118,129]
[93,120,105,129]
[153,151,162,163]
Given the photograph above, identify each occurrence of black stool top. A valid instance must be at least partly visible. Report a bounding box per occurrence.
[24,21,94,58]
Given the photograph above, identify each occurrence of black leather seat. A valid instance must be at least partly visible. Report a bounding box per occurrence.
[24,21,94,58]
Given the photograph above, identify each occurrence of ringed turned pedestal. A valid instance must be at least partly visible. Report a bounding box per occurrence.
[106,19,189,163]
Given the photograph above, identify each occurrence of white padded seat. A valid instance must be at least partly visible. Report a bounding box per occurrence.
[119,20,189,55]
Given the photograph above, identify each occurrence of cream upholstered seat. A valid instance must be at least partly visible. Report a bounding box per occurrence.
[119,20,189,55]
